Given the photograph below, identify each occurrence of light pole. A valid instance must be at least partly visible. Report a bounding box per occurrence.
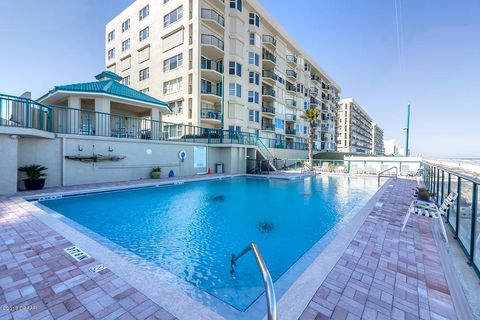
[405,103,410,156]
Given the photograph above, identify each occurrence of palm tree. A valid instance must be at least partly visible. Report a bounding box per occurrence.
[304,107,320,166]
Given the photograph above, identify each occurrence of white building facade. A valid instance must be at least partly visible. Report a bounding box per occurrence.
[335,98,373,154]
[105,0,340,151]
[371,123,384,155]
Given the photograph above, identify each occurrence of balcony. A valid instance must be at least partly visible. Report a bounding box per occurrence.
[201,59,223,83]
[262,35,277,51]
[261,123,275,131]
[201,34,224,60]
[286,55,297,67]
[207,0,225,11]
[285,128,296,135]
[286,82,296,93]
[310,87,319,96]
[201,82,222,103]
[310,97,320,106]
[262,50,276,69]
[262,86,276,101]
[285,99,296,107]
[262,70,277,85]
[200,108,221,123]
[311,75,321,86]
[201,9,225,34]
[286,70,297,81]
[262,104,275,117]
[285,114,296,122]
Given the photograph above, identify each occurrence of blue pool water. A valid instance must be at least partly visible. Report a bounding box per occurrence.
[40,176,379,311]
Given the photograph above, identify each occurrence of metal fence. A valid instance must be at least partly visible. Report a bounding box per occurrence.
[0,94,52,131]
[423,162,479,277]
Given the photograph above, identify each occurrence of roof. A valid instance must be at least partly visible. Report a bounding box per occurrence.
[38,79,170,111]
[95,71,123,81]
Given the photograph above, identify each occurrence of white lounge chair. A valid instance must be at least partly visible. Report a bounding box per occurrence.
[401,192,458,243]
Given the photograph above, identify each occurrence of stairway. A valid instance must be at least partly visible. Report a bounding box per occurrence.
[255,138,277,171]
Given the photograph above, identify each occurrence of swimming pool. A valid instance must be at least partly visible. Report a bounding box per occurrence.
[39,175,380,312]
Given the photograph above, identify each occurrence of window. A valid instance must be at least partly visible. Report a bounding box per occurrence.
[248,91,259,104]
[229,83,241,98]
[140,88,149,94]
[139,27,149,41]
[122,19,130,32]
[169,100,183,115]
[229,0,242,11]
[107,30,115,42]
[108,48,115,60]
[249,71,260,85]
[164,6,183,28]
[249,32,255,46]
[249,13,260,27]
[248,52,259,66]
[163,77,183,94]
[139,5,149,21]
[228,61,242,77]
[248,110,260,122]
[121,76,130,86]
[275,118,285,129]
[121,39,130,52]
[163,53,183,71]
[139,67,149,81]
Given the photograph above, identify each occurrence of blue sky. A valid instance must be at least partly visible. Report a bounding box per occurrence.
[0,0,479,158]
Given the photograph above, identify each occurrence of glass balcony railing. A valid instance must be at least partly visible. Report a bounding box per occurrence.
[286,70,297,79]
[201,83,222,96]
[262,35,277,47]
[286,55,297,64]
[201,59,223,73]
[262,70,277,81]
[285,99,296,107]
[262,105,275,114]
[262,87,276,97]
[262,124,275,131]
[285,113,296,121]
[262,51,277,64]
[201,9,225,27]
[201,108,221,120]
[201,34,224,51]
[285,128,296,135]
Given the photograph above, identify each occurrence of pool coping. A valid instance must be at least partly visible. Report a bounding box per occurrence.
[20,175,391,319]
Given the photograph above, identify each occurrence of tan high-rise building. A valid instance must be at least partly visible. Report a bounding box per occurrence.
[335,98,373,154]
[371,123,384,155]
[105,0,340,151]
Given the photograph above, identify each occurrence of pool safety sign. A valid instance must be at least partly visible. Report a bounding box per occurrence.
[194,146,207,168]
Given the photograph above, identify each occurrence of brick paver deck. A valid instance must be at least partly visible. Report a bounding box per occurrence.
[299,179,457,320]
[0,197,176,320]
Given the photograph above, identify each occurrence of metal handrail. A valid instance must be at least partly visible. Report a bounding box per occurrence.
[377,166,398,186]
[230,243,277,320]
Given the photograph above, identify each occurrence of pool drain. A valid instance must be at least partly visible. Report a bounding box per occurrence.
[257,221,274,233]
[211,195,225,201]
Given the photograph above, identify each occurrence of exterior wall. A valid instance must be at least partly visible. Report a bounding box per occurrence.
[335,98,373,154]
[105,0,340,152]
[371,123,384,155]
[0,135,18,195]
[267,148,308,160]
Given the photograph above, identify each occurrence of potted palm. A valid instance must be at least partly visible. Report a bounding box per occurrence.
[18,165,47,190]
[151,167,161,179]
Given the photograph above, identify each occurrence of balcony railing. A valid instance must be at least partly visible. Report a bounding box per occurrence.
[262,105,275,114]
[201,83,222,96]
[262,70,277,81]
[201,108,221,120]
[201,8,225,27]
[286,83,296,92]
[285,99,296,107]
[423,162,480,278]
[262,87,276,97]
[286,55,297,64]
[262,51,277,64]
[286,70,297,79]
[311,75,321,83]
[262,124,275,131]
[262,35,277,47]
[285,128,296,135]
[201,34,224,51]
[285,113,296,121]
[201,60,223,73]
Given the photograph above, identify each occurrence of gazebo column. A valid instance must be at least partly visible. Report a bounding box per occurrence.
[67,97,80,134]
[94,97,111,137]
[151,108,160,140]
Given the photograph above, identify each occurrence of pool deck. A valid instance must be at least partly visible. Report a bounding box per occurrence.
[0,177,472,319]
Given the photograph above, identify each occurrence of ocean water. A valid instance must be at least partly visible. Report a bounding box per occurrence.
[40,176,380,311]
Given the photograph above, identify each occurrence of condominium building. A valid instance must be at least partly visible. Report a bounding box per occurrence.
[105,0,340,151]
[335,98,373,154]
[371,123,384,155]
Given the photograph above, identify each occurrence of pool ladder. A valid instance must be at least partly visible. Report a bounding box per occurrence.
[230,242,277,320]
[377,166,398,186]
